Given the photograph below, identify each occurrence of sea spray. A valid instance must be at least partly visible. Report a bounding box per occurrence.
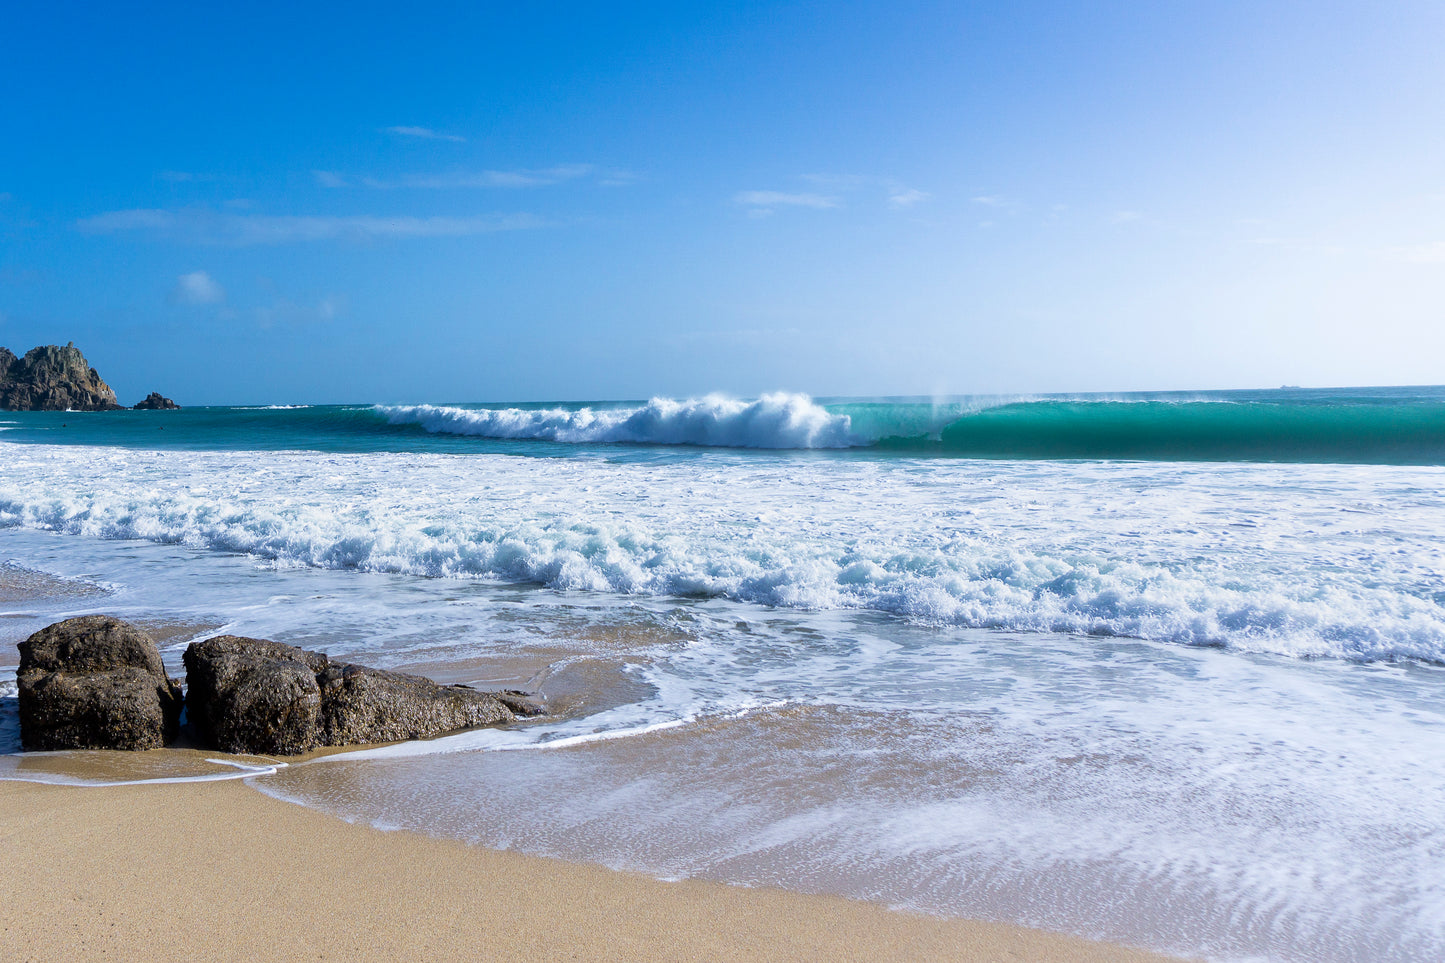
[379,392,858,448]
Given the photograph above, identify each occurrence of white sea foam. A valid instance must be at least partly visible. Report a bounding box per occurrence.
[0,758,284,786]
[2,442,1444,662]
[378,392,859,448]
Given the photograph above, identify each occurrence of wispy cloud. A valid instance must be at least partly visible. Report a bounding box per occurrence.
[79,208,547,245]
[314,164,593,190]
[1110,210,1144,224]
[887,186,930,208]
[255,294,347,328]
[598,169,643,187]
[171,270,225,305]
[384,125,466,143]
[803,174,930,210]
[157,170,215,183]
[402,164,592,189]
[970,194,1021,211]
[313,170,350,188]
[734,190,840,214]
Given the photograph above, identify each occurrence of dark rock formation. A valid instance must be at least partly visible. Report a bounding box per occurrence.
[0,342,124,411]
[184,635,542,755]
[133,392,180,410]
[17,616,184,751]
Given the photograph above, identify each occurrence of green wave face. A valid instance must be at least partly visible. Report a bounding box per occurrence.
[6,388,1445,465]
[934,400,1445,463]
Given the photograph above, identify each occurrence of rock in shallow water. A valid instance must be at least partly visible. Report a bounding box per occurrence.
[184,635,542,755]
[17,616,184,751]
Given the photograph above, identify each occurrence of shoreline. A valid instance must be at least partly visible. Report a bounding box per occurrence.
[0,776,1189,962]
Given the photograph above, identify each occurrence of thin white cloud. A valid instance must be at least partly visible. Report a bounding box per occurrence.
[1110,210,1144,224]
[317,295,345,320]
[315,165,593,190]
[384,125,466,143]
[598,169,642,187]
[256,295,347,329]
[402,164,593,189]
[79,208,547,245]
[888,187,930,208]
[157,170,214,183]
[171,270,225,305]
[313,170,350,188]
[804,174,930,210]
[734,190,840,211]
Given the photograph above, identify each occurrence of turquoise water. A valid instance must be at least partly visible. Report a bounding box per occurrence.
[5,385,1445,464]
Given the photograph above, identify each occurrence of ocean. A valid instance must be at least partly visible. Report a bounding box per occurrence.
[2,387,1443,962]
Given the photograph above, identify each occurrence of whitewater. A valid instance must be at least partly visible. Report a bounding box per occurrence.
[3,389,1444,962]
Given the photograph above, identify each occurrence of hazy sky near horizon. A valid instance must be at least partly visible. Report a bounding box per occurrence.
[2,1,1443,404]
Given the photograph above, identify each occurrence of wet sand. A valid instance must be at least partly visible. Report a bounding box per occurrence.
[1,563,1187,961]
[0,777,1188,962]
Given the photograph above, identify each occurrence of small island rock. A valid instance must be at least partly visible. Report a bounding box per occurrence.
[17,616,184,751]
[184,635,542,755]
[133,392,180,410]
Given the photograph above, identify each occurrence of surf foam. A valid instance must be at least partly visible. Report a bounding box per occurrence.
[378,393,858,448]
[2,442,1444,662]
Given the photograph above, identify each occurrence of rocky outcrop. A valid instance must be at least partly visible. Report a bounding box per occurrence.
[184,635,542,755]
[0,342,124,411]
[17,616,184,751]
[133,392,180,410]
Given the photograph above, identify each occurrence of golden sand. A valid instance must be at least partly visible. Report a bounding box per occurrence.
[0,777,1188,962]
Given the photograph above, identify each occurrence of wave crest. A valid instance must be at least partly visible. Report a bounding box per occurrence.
[377,393,858,449]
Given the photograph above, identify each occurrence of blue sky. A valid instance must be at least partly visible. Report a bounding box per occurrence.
[2,1,1443,404]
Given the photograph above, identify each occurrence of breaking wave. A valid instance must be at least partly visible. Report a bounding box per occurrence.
[378,393,858,449]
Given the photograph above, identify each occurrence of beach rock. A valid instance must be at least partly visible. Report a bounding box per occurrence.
[185,635,542,755]
[17,616,184,751]
[0,342,125,411]
[183,636,328,755]
[133,392,180,410]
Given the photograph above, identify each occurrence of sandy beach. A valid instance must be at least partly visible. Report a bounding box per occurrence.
[0,774,1186,962]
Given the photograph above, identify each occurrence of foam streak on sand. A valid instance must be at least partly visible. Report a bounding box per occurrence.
[0,757,282,786]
